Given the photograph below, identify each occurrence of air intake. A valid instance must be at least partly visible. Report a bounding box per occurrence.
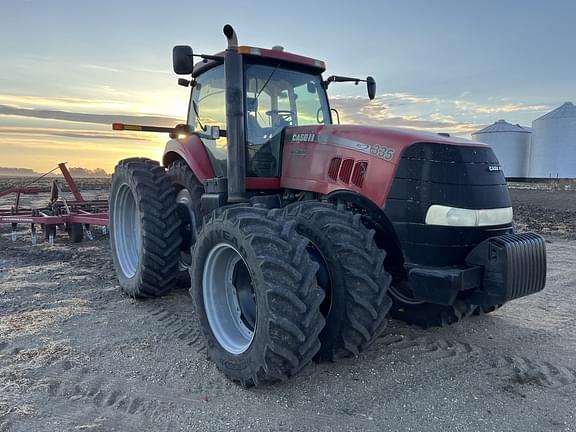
[351,161,368,187]
[338,159,354,183]
[328,157,342,180]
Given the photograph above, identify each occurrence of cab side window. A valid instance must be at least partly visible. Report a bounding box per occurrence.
[188,65,227,175]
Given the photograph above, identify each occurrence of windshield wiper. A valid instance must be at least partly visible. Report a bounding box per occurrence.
[192,100,205,131]
[255,64,280,99]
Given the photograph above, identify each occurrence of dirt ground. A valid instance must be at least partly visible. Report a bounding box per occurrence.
[1,183,576,431]
[510,185,576,239]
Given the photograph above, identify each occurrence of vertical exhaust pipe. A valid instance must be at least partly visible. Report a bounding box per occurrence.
[223,24,246,202]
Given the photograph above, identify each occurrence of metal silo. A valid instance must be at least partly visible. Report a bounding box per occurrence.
[472,120,532,179]
[528,102,576,179]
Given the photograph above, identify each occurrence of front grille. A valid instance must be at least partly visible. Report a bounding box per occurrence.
[386,142,514,266]
[386,142,510,223]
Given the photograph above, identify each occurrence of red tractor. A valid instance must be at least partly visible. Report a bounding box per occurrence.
[110,25,546,386]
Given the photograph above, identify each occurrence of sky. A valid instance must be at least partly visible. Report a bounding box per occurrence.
[0,0,574,173]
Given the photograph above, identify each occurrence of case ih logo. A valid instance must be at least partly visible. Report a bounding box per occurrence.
[291,133,316,142]
[488,165,502,172]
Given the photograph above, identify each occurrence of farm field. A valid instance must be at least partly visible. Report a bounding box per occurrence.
[1,180,575,431]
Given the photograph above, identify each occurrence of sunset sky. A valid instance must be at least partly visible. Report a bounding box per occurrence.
[1,0,574,173]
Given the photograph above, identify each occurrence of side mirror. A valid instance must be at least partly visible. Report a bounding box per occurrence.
[199,125,221,140]
[366,76,376,100]
[173,46,194,75]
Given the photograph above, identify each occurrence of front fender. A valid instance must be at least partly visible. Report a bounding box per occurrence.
[162,136,214,181]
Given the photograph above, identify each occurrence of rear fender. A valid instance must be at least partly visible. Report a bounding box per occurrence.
[162,135,214,181]
[326,190,405,279]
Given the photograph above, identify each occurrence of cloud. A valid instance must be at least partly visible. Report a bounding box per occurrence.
[137,68,172,75]
[79,64,172,75]
[0,126,145,141]
[21,54,54,62]
[330,91,549,136]
[80,64,171,75]
[0,104,183,128]
[330,94,482,135]
[80,64,122,73]
[473,104,549,114]
[0,93,129,111]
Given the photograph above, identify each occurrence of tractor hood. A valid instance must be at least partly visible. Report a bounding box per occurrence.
[281,124,505,214]
[283,124,487,165]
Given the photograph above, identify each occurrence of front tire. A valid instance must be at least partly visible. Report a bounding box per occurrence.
[190,207,325,386]
[389,280,477,328]
[473,304,502,315]
[109,158,181,298]
[279,202,393,361]
[167,159,204,270]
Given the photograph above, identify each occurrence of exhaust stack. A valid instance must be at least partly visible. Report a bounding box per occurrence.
[223,24,246,202]
[223,24,238,49]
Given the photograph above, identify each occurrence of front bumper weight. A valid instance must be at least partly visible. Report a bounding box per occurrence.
[466,232,546,307]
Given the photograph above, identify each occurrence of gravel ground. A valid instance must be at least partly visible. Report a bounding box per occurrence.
[1,184,576,431]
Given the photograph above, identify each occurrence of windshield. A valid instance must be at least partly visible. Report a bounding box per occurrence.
[244,64,331,129]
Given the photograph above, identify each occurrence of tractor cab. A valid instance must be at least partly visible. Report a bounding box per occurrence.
[171,27,375,202]
[186,51,332,178]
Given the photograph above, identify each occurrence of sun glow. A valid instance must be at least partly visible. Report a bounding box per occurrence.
[0,85,186,173]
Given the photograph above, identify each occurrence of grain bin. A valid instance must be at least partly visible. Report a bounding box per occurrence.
[528,102,576,179]
[472,120,532,179]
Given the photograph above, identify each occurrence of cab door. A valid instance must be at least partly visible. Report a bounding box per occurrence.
[188,65,228,177]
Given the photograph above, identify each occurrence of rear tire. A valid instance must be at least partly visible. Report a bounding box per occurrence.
[190,206,325,386]
[278,202,393,361]
[109,158,181,298]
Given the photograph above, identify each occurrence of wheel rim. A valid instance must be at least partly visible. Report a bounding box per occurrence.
[203,243,256,354]
[175,188,197,268]
[112,183,141,278]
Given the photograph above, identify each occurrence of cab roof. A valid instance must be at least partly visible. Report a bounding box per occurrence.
[192,45,326,77]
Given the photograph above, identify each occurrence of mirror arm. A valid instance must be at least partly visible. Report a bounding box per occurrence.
[324,75,376,100]
[324,75,366,87]
[194,54,224,62]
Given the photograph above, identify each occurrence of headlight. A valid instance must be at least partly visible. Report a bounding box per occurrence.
[425,205,513,227]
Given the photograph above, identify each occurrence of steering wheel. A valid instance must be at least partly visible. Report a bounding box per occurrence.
[266,110,295,126]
